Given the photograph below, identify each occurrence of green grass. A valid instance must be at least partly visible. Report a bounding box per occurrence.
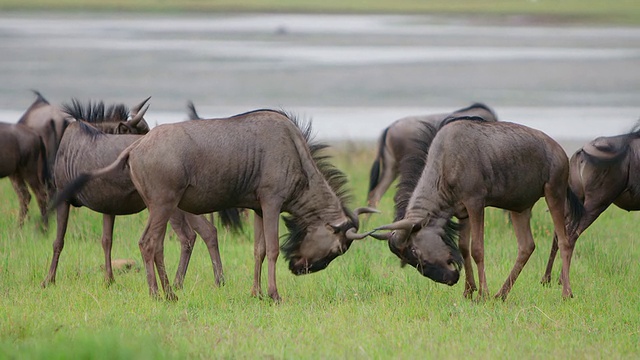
[1,144,639,359]
[1,0,639,25]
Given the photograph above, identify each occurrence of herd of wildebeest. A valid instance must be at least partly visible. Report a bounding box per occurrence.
[2,91,639,302]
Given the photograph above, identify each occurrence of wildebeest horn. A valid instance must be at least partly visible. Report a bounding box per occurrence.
[375,219,418,232]
[131,96,151,116]
[345,228,376,240]
[346,206,380,230]
[128,103,150,127]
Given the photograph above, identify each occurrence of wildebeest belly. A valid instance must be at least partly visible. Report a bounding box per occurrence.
[74,187,146,215]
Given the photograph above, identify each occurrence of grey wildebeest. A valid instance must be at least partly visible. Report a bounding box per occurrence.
[541,126,640,285]
[17,91,72,170]
[371,116,581,300]
[367,103,499,208]
[0,122,51,229]
[42,98,238,289]
[59,109,376,302]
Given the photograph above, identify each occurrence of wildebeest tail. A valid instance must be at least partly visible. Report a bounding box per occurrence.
[368,127,389,194]
[216,208,244,233]
[186,101,201,120]
[49,142,135,211]
[565,186,585,238]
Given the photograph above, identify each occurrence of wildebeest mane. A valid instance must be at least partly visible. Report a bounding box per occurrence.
[276,110,353,259]
[394,121,437,221]
[451,102,497,117]
[62,99,130,124]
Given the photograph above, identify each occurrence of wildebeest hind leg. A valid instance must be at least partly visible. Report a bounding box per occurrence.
[187,213,225,287]
[495,209,534,301]
[541,233,558,285]
[101,214,116,285]
[261,203,283,303]
[139,208,175,301]
[25,171,49,231]
[9,175,30,227]
[168,211,197,289]
[252,212,266,298]
[458,219,476,299]
[544,184,573,299]
[42,202,70,287]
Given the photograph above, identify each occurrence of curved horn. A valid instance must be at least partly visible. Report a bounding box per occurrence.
[346,206,381,231]
[131,96,151,116]
[345,228,376,241]
[369,231,391,241]
[353,207,380,216]
[128,103,150,127]
[375,219,417,232]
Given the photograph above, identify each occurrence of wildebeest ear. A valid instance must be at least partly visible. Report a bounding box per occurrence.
[117,122,131,134]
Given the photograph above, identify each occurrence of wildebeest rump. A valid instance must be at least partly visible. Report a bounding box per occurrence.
[542,125,640,284]
[42,98,238,289]
[367,103,499,208]
[372,116,581,300]
[0,121,50,229]
[58,109,376,302]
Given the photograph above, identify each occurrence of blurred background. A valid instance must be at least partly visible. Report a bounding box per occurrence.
[1,1,639,149]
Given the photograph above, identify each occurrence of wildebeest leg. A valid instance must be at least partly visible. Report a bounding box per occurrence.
[139,207,176,301]
[541,202,607,286]
[252,212,266,298]
[261,203,282,303]
[9,175,30,227]
[467,204,488,300]
[168,211,197,290]
[544,184,573,299]
[495,209,535,301]
[367,157,397,208]
[101,214,116,285]
[186,213,225,287]
[458,218,476,299]
[41,202,70,287]
[25,172,49,231]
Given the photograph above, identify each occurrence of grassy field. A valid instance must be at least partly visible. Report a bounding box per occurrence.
[1,0,639,25]
[0,143,638,359]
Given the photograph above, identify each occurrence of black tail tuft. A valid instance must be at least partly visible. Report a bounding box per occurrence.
[48,173,92,212]
[565,187,585,238]
[216,208,244,233]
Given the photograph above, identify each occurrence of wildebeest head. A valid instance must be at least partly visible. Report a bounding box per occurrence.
[283,207,378,275]
[62,97,151,135]
[373,217,462,285]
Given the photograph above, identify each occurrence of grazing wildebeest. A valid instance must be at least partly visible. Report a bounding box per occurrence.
[541,126,640,285]
[0,122,51,228]
[371,116,581,300]
[17,91,72,170]
[367,103,499,207]
[42,98,237,289]
[59,109,377,301]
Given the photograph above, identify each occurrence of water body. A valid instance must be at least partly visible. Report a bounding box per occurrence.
[1,12,639,146]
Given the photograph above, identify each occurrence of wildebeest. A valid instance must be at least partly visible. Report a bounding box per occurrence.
[17,91,72,170]
[541,125,640,285]
[372,116,581,300]
[58,109,376,301]
[0,122,51,229]
[42,98,237,289]
[367,103,499,208]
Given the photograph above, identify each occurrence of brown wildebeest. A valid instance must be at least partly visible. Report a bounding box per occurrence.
[0,122,51,228]
[17,91,72,170]
[367,103,499,208]
[58,109,377,302]
[371,116,581,300]
[42,98,239,289]
[541,126,640,285]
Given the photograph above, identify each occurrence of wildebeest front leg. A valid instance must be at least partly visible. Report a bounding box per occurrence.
[101,214,116,285]
[186,213,225,287]
[9,175,31,227]
[457,219,476,299]
[42,202,70,287]
[467,204,488,300]
[261,205,282,303]
[252,212,266,298]
[495,209,535,301]
[168,211,197,289]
